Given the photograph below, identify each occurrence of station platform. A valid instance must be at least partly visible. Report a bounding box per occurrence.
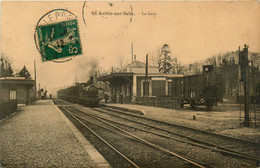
[0,100,111,168]
[105,103,260,142]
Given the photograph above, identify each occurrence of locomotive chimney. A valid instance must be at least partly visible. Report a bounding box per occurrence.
[203,65,213,74]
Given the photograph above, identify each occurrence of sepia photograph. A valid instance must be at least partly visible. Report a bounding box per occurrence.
[0,1,259,167]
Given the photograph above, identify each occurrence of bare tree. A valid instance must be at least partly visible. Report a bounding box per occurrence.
[150,49,160,67]
[250,52,260,68]
[205,56,217,67]
[118,55,130,71]
[118,56,125,70]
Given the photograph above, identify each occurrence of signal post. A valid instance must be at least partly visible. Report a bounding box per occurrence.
[239,44,250,127]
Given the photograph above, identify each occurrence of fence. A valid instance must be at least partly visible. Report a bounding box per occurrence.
[135,97,181,109]
[0,100,17,120]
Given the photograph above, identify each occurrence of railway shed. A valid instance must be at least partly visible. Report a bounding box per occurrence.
[98,60,183,103]
[0,77,36,104]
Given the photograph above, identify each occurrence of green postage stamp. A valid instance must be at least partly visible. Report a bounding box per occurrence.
[37,19,82,62]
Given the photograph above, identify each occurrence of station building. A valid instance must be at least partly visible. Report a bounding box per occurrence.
[98,60,183,103]
[0,77,36,104]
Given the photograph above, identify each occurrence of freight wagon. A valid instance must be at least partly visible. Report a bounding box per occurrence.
[172,65,223,110]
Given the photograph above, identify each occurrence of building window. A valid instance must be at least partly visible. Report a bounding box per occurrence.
[10,90,16,100]
[168,82,172,95]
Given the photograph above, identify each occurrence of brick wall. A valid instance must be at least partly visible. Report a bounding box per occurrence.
[0,100,17,120]
[0,87,9,101]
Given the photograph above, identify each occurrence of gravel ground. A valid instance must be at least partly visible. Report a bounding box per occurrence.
[107,103,260,142]
[0,100,95,168]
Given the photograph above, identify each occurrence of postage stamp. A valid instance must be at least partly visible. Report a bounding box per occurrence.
[35,9,82,62]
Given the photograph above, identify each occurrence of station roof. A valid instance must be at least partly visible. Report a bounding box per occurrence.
[124,61,155,68]
[98,72,134,85]
[0,77,35,86]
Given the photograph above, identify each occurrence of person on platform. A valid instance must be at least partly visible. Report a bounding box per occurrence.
[113,95,117,104]
[104,94,108,103]
[41,90,44,99]
[119,93,123,104]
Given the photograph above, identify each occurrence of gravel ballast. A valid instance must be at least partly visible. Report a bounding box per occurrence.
[107,103,260,142]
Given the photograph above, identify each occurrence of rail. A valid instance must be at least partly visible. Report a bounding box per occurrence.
[95,107,259,162]
[54,100,139,168]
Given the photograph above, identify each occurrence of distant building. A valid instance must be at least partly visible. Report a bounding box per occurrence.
[0,77,36,104]
[98,60,183,103]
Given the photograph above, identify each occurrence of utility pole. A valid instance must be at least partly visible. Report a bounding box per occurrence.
[239,44,250,127]
[144,54,149,96]
[34,60,37,99]
[38,83,41,98]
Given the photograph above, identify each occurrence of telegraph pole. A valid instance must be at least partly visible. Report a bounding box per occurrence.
[145,54,149,96]
[239,44,250,127]
[34,60,37,99]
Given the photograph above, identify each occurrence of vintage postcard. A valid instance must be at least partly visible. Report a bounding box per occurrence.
[0,1,259,168]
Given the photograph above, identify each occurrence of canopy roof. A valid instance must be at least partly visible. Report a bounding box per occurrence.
[98,72,133,85]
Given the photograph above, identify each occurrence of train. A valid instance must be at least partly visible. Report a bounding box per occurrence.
[172,65,224,110]
[57,77,100,107]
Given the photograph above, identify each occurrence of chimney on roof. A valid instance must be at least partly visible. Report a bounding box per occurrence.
[89,76,94,85]
[134,55,136,62]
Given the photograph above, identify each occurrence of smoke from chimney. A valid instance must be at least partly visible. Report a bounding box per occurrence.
[75,57,99,83]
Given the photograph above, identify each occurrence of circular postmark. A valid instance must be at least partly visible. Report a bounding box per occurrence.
[34,9,82,63]
[82,1,133,39]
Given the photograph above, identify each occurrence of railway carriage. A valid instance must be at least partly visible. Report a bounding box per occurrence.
[172,65,224,110]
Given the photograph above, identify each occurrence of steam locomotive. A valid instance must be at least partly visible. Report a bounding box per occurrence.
[57,77,100,107]
[172,65,224,110]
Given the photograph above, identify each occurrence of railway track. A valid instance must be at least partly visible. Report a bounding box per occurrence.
[53,99,208,168]
[97,106,259,159]
[53,99,259,167]
[101,105,258,145]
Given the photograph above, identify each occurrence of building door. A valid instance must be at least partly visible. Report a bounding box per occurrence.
[152,80,165,96]
[143,82,149,96]
[10,90,17,100]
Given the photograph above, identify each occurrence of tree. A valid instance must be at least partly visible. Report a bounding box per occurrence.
[175,63,186,74]
[158,44,173,74]
[187,62,202,75]
[19,66,31,79]
[118,55,129,71]
[250,52,260,69]
[205,56,217,67]
[0,54,14,77]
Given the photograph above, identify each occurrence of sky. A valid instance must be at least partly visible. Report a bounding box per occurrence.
[1,1,260,95]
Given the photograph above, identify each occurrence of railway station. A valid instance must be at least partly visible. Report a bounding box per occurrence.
[1,52,259,168]
[1,51,259,167]
[1,1,260,168]
[98,60,183,103]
